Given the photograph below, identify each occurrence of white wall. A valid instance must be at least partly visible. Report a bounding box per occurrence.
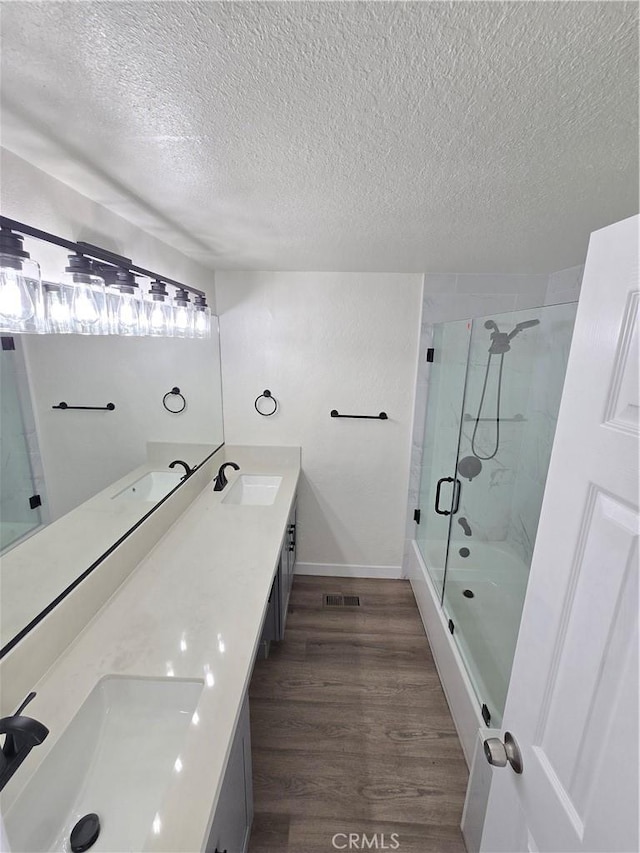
[1,150,223,521]
[216,271,422,576]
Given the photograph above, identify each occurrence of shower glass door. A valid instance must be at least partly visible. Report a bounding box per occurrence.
[441,302,577,727]
[0,342,42,551]
[415,320,470,596]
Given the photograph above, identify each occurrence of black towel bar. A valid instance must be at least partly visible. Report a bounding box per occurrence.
[52,402,115,411]
[330,410,388,420]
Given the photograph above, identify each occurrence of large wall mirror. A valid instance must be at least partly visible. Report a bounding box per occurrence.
[1,283,224,656]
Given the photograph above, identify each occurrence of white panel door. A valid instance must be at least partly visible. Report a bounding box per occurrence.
[481,215,639,853]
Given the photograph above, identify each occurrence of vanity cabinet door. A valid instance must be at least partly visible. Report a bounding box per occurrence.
[277,550,288,641]
[278,501,297,640]
[206,694,253,853]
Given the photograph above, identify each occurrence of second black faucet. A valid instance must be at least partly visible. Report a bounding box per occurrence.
[168,459,194,480]
[213,462,240,491]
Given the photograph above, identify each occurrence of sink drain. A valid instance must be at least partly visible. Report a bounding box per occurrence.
[463,589,475,599]
[70,813,100,852]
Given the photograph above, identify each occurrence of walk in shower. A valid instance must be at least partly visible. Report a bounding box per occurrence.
[415,302,577,728]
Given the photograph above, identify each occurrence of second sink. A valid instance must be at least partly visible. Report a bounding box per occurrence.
[222,475,282,505]
[112,471,183,503]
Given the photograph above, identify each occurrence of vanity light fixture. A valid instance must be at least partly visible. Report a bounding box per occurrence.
[0,227,44,334]
[0,216,213,338]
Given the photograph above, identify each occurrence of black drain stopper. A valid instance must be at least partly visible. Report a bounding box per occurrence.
[70,813,100,852]
[463,589,475,599]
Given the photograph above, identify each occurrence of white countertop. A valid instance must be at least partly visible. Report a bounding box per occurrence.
[1,445,301,853]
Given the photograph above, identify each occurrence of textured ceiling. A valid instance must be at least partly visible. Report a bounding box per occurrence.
[1,1,638,273]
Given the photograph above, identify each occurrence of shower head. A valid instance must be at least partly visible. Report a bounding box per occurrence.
[507,318,541,341]
[514,319,540,331]
[484,320,500,332]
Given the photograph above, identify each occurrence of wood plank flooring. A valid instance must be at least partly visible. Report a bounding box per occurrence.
[248,576,468,853]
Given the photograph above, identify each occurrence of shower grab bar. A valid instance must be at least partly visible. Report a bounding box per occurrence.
[463,413,526,422]
[330,410,388,420]
[435,477,461,516]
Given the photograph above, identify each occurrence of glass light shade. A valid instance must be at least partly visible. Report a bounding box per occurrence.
[146,296,174,337]
[69,275,107,335]
[104,286,121,334]
[0,255,43,334]
[193,302,211,339]
[173,290,195,339]
[42,282,73,333]
[110,269,147,336]
[114,290,145,336]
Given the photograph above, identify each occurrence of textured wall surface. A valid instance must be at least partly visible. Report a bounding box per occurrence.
[216,271,422,574]
[1,2,637,273]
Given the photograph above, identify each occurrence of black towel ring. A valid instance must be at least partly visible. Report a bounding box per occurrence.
[254,389,278,417]
[163,386,186,414]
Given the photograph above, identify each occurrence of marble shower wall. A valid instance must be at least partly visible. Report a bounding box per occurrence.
[503,302,578,565]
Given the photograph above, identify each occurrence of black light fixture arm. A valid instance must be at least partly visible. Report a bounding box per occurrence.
[0,216,206,299]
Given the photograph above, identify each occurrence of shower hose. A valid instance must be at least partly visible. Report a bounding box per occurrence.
[471,352,504,460]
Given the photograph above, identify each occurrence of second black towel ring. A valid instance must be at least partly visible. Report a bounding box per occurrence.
[254,389,278,416]
[163,386,186,414]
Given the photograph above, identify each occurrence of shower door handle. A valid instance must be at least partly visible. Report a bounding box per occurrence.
[435,477,453,515]
[435,477,462,516]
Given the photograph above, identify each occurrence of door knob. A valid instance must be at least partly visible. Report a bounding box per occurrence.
[483,731,523,774]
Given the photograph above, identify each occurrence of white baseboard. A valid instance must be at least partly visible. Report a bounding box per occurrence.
[295,562,403,579]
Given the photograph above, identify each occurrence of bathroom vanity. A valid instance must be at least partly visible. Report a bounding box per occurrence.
[0,445,301,853]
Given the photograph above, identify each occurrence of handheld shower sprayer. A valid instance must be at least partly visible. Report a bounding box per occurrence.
[515,319,540,330]
[472,315,542,460]
[509,318,541,340]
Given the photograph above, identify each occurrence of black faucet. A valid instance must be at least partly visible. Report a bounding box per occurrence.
[168,459,194,480]
[0,692,49,792]
[213,462,240,491]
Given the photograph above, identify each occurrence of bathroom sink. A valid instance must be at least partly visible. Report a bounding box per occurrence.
[4,675,203,852]
[113,471,183,502]
[222,475,282,505]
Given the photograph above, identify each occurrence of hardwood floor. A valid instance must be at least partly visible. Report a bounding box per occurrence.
[248,576,468,853]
